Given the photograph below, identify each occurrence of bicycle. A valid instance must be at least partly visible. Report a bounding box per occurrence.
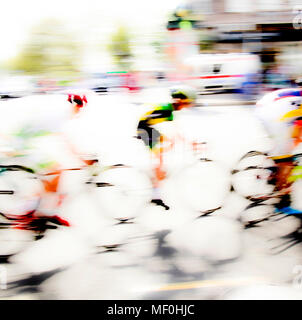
[229,149,302,226]
[0,152,153,257]
[136,117,302,226]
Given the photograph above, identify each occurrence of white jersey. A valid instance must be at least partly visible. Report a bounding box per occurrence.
[0,94,84,172]
[254,88,302,156]
[0,94,74,136]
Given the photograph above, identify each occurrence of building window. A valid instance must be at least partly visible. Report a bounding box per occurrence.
[257,0,283,12]
[225,0,254,13]
[191,0,213,14]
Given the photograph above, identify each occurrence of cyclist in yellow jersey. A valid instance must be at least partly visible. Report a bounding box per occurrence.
[137,85,197,209]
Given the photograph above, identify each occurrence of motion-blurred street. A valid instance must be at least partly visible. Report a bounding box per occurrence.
[0,90,301,300]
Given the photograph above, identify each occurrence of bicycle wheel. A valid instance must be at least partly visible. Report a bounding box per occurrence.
[89,164,152,221]
[0,165,42,216]
[231,151,276,201]
[170,158,231,213]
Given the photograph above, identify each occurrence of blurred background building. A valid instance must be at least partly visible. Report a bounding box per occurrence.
[165,0,302,91]
[0,0,302,97]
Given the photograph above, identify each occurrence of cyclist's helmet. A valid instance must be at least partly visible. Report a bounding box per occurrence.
[67,93,88,109]
[170,85,197,104]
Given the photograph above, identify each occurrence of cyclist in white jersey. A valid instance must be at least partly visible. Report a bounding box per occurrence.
[0,91,91,215]
[254,87,302,193]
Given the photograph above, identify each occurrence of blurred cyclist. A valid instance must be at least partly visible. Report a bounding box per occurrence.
[39,92,89,200]
[0,92,90,221]
[137,85,197,209]
[255,87,302,210]
[67,93,88,116]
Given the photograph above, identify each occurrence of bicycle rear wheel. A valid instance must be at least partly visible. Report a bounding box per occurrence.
[170,159,231,213]
[90,165,152,221]
[0,165,42,216]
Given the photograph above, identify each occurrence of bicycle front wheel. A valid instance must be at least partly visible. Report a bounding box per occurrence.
[0,165,42,216]
[231,151,276,201]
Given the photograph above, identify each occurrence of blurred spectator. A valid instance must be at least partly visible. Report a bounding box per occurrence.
[263,65,292,91]
[240,72,262,100]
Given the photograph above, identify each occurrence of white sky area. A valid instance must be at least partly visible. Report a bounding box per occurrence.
[0,0,179,64]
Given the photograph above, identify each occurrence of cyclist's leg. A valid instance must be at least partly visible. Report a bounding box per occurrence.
[31,153,67,216]
[137,125,165,184]
[267,125,296,192]
[273,122,302,191]
[39,174,65,215]
[274,127,302,214]
[270,153,302,214]
[29,132,84,214]
[153,135,168,184]
[150,135,171,210]
[271,155,295,192]
[137,126,170,209]
[41,171,61,193]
